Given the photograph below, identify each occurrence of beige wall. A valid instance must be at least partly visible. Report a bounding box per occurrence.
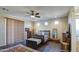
[24,21,32,30]
[0,16,6,46]
[24,20,34,34]
[34,17,68,41]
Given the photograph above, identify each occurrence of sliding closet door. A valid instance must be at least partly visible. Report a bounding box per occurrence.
[7,19,15,44]
[14,20,24,43]
[6,18,24,45]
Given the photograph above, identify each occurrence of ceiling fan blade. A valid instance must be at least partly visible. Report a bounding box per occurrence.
[35,15,40,18]
[26,12,30,15]
[26,10,40,18]
[25,14,30,16]
[35,13,39,15]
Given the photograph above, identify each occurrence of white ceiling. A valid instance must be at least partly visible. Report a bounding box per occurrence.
[0,6,73,21]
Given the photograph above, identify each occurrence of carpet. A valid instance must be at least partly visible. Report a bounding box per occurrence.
[0,44,38,52]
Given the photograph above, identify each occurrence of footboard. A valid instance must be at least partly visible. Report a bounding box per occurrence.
[32,34,44,44]
[26,40,37,49]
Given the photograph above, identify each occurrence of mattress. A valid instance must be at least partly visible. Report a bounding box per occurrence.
[28,38,41,45]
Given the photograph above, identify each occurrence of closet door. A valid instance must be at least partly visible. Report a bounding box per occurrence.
[14,20,24,43]
[7,19,15,44]
[6,18,24,45]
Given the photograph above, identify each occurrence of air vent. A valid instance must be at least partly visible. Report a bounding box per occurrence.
[2,8,8,11]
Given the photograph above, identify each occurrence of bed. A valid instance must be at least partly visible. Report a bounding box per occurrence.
[39,30,50,42]
[26,30,50,49]
[0,44,38,52]
[26,35,44,49]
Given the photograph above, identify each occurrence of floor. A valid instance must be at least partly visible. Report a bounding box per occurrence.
[0,40,64,52]
[37,41,64,52]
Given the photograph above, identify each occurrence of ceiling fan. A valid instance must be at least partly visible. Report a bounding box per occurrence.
[26,10,40,18]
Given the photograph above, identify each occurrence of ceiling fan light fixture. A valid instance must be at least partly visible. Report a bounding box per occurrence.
[37,23,40,26]
[54,20,59,25]
[31,15,35,18]
[44,22,48,26]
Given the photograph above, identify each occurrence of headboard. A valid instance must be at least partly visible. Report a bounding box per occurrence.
[37,30,50,42]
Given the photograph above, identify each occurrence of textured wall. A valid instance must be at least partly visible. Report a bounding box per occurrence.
[0,17,6,46]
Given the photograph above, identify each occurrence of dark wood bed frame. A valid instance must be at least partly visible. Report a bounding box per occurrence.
[26,35,44,49]
[26,30,50,49]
